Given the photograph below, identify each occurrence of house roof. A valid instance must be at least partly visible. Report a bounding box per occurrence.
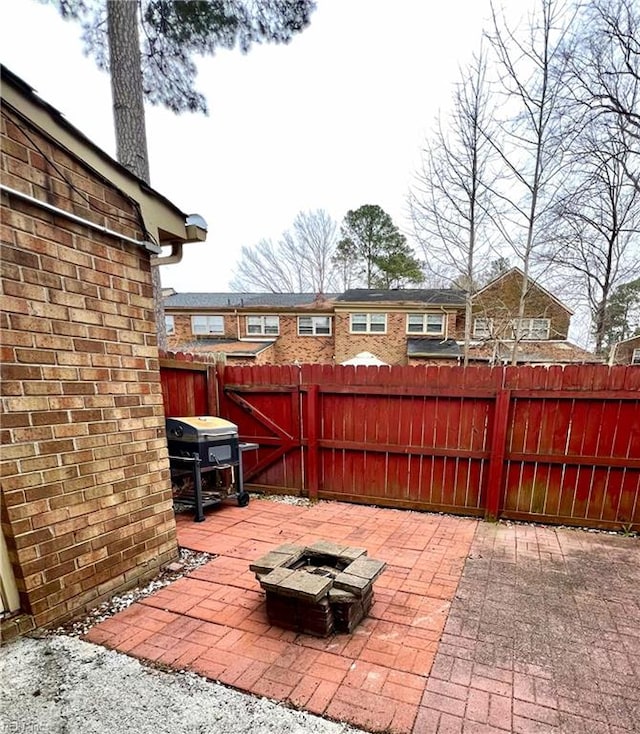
[472,268,573,315]
[336,289,466,306]
[407,338,462,358]
[164,293,338,309]
[611,334,640,347]
[468,341,599,364]
[1,66,202,249]
[184,339,275,357]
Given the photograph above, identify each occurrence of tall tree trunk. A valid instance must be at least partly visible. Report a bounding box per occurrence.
[107,0,167,350]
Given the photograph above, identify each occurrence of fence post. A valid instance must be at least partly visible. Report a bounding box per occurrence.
[307,384,320,500]
[207,363,219,416]
[485,388,511,521]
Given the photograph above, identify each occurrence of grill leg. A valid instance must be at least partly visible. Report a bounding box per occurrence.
[192,456,205,522]
[235,462,250,507]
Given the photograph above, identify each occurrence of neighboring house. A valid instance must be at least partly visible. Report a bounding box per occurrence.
[468,268,596,364]
[334,289,466,365]
[164,288,468,366]
[165,273,595,367]
[609,335,640,365]
[163,292,337,364]
[0,68,206,638]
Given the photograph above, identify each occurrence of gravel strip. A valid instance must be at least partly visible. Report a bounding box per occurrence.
[0,635,364,734]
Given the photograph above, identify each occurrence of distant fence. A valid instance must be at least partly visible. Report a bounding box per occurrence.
[159,357,639,532]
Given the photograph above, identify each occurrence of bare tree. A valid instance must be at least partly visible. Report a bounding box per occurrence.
[565,0,640,192]
[487,0,577,363]
[408,47,496,364]
[548,130,640,353]
[231,209,339,293]
[287,209,339,293]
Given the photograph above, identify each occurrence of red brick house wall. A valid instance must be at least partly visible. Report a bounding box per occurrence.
[169,312,238,347]
[1,103,177,635]
[334,310,461,366]
[272,314,335,364]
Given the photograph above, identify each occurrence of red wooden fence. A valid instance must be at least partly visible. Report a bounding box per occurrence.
[160,359,640,532]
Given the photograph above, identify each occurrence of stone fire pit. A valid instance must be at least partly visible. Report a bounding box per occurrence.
[250,540,386,637]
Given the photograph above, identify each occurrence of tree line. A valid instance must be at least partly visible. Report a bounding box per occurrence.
[408,0,639,357]
[48,0,638,355]
[230,205,423,293]
[233,0,639,356]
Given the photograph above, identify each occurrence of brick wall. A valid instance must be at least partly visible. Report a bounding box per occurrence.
[1,105,178,634]
[168,311,238,349]
[334,312,405,365]
[334,310,461,365]
[272,314,334,364]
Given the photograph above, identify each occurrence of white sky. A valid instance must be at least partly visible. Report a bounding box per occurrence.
[1,0,531,292]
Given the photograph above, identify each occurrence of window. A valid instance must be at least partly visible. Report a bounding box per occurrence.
[632,349,640,365]
[511,318,551,340]
[298,316,331,336]
[165,315,175,335]
[247,315,279,336]
[350,313,386,334]
[406,313,445,335]
[191,315,224,335]
[473,318,493,339]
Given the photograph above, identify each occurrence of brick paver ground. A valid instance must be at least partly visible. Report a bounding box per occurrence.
[85,500,477,733]
[84,502,640,734]
[417,522,640,734]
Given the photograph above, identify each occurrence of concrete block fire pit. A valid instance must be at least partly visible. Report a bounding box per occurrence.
[250,540,386,637]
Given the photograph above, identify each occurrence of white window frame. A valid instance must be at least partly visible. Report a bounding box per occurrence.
[473,317,493,339]
[246,315,280,336]
[298,315,332,336]
[191,314,224,335]
[349,313,387,334]
[511,318,551,340]
[632,348,640,365]
[165,314,175,336]
[406,313,446,336]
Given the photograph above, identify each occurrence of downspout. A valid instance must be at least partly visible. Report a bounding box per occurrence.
[151,215,208,266]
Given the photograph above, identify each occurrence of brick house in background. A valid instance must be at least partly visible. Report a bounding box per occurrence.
[0,67,206,637]
[468,268,597,364]
[335,289,466,365]
[164,288,468,366]
[164,272,595,366]
[163,292,338,364]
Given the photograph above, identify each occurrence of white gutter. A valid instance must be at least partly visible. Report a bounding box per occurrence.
[1,184,162,254]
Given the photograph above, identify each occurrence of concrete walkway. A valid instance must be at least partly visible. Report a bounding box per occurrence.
[419,522,640,734]
[84,500,640,733]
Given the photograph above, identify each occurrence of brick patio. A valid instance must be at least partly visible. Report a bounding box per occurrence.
[83,500,640,733]
[85,499,476,732]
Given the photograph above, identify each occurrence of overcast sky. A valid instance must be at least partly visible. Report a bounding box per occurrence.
[1,0,531,293]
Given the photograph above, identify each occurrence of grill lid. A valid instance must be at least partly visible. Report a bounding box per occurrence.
[166,416,238,442]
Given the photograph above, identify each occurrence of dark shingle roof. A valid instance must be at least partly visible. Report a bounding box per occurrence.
[337,289,466,306]
[164,293,338,309]
[407,338,462,358]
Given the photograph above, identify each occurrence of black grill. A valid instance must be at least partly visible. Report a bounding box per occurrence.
[166,416,250,521]
[166,416,240,466]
